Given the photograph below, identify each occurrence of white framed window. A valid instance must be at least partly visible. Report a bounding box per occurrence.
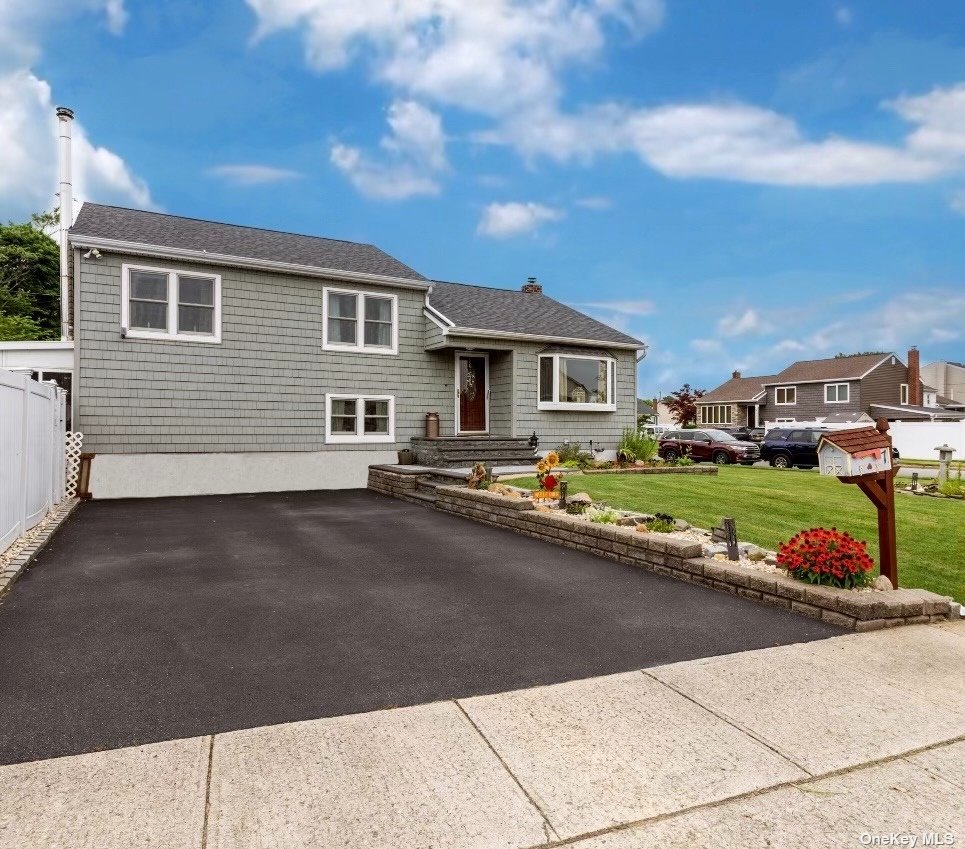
[325,394,395,443]
[775,418,794,423]
[900,384,909,405]
[824,383,850,403]
[121,264,221,343]
[322,288,398,355]
[537,353,616,411]
[775,386,796,405]
[699,404,732,425]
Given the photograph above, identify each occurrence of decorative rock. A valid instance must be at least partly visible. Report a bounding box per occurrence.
[673,519,691,531]
[874,575,894,592]
[567,492,593,505]
[635,524,649,534]
[703,543,729,556]
[747,549,767,563]
[617,517,638,527]
[764,554,779,566]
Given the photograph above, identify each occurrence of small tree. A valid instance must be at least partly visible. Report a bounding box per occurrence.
[0,211,61,341]
[664,384,706,427]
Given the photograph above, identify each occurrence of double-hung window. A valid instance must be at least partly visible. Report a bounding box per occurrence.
[775,386,796,405]
[824,383,849,403]
[325,394,395,443]
[537,353,616,411]
[122,264,221,343]
[323,288,398,354]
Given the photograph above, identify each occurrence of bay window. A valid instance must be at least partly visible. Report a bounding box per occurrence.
[323,288,398,354]
[537,353,616,411]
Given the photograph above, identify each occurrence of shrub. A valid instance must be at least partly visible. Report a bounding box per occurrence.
[565,502,587,515]
[586,506,620,524]
[555,442,594,469]
[617,428,658,464]
[654,512,674,524]
[777,528,875,589]
[647,518,675,533]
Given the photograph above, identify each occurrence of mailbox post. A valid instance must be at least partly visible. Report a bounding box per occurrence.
[817,419,899,588]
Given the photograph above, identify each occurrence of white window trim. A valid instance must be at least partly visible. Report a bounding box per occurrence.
[900,383,908,405]
[537,352,616,412]
[121,263,222,343]
[325,394,395,444]
[322,287,399,355]
[824,382,850,404]
[775,386,797,406]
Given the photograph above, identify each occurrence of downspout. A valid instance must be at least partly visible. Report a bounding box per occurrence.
[56,106,74,341]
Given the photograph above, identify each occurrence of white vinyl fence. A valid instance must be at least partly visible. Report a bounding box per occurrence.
[1,368,67,554]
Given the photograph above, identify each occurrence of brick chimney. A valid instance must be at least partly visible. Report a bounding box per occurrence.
[907,346,921,406]
[732,370,741,379]
[521,276,543,294]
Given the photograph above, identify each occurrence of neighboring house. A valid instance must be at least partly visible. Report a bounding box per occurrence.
[67,204,644,498]
[0,341,75,427]
[636,398,657,423]
[922,360,965,403]
[698,349,965,429]
[694,370,775,428]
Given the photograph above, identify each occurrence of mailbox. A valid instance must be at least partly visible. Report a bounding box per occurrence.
[817,428,892,478]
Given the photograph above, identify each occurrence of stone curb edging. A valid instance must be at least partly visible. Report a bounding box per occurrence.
[367,468,952,631]
[582,465,718,475]
[0,499,81,600]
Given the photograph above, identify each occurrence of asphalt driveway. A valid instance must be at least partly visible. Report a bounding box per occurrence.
[0,489,841,765]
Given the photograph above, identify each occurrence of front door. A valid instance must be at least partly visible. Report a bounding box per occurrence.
[456,354,488,434]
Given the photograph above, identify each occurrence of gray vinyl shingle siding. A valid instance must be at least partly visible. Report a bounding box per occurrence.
[77,253,449,454]
[766,381,862,421]
[860,358,909,408]
[78,256,638,455]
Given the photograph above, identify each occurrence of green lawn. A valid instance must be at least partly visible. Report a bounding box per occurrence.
[511,466,965,601]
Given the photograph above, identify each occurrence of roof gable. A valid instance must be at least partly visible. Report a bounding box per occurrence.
[427,281,643,347]
[70,203,426,282]
[818,427,891,453]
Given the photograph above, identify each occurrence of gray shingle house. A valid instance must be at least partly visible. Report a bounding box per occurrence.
[68,204,644,497]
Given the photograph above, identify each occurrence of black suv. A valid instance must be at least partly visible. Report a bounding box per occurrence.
[761,427,901,469]
[760,428,825,469]
[720,426,765,443]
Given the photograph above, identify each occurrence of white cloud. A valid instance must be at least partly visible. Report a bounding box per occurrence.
[575,195,612,210]
[0,70,152,219]
[951,190,965,215]
[331,99,448,199]
[248,0,663,116]
[477,201,563,238]
[0,1,150,219]
[691,338,723,354]
[835,6,852,26]
[717,307,765,337]
[207,164,302,185]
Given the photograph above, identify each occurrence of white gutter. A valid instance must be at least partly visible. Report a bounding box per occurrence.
[56,106,74,340]
[67,234,432,291]
[445,325,644,350]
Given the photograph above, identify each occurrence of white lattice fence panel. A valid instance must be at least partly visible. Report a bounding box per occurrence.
[65,432,84,498]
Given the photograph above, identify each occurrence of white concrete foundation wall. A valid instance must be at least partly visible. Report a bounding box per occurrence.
[89,450,397,499]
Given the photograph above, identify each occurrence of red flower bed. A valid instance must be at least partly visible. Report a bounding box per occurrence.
[777,527,876,590]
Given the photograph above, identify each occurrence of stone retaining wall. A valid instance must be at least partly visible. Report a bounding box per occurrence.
[367,466,425,503]
[368,468,953,631]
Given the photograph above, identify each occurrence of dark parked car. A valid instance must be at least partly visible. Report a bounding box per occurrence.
[658,428,761,465]
[761,427,901,469]
[719,426,765,443]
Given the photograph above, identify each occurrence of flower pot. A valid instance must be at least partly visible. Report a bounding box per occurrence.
[397,449,415,465]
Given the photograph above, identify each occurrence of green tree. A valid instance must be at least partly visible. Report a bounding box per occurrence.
[0,211,61,341]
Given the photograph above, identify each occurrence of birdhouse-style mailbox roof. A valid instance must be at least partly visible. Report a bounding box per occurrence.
[817,427,892,478]
[818,427,891,454]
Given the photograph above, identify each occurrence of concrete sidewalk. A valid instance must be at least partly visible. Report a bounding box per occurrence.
[2,621,963,849]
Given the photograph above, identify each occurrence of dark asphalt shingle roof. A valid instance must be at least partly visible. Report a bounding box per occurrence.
[637,399,656,416]
[764,353,891,384]
[700,375,775,403]
[70,203,426,281]
[428,281,643,347]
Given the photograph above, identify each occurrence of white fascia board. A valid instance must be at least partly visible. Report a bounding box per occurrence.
[447,325,643,350]
[424,302,454,327]
[859,353,901,378]
[68,234,431,291]
[423,308,451,333]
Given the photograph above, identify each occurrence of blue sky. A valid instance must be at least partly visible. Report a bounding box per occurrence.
[1,0,963,395]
